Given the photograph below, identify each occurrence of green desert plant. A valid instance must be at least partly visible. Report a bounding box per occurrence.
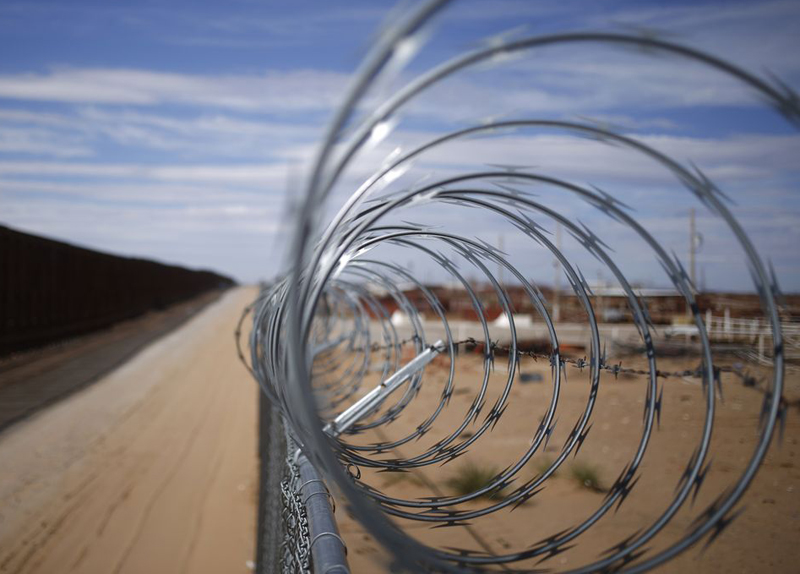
[445,462,504,499]
[570,462,604,492]
[381,471,423,488]
[534,455,558,477]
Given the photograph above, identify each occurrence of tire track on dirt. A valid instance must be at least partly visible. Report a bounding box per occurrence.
[0,288,259,574]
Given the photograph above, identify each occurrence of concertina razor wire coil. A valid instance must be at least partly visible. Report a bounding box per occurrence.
[239,1,798,571]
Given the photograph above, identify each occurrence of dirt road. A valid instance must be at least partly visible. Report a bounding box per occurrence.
[0,290,223,432]
[0,287,259,574]
[333,350,800,573]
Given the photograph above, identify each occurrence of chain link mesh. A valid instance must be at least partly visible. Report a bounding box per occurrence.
[279,434,312,573]
[257,399,315,574]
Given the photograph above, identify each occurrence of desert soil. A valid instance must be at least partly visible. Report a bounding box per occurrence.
[330,346,800,573]
[0,289,223,432]
[0,287,259,574]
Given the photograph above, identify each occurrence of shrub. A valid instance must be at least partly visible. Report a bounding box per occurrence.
[570,462,604,492]
[445,462,504,499]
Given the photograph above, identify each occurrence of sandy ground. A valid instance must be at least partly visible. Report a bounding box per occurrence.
[0,290,223,432]
[0,287,259,574]
[328,346,800,573]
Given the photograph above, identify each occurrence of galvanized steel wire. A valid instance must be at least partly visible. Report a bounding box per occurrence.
[243,1,797,571]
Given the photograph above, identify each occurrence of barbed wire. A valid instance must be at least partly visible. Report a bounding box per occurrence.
[338,335,758,384]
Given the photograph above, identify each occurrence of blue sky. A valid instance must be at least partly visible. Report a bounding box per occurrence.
[0,0,798,290]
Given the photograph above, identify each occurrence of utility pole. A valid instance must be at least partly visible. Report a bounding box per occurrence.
[689,207,696,290]
[553,223,561,321]
[498,233,505,287]
[688,207,704,292]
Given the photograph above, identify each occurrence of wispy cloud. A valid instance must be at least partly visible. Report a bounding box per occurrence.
[0,160,288,184]
[399,131,800,185]
[0,125,92,157]
[0,68,347,110]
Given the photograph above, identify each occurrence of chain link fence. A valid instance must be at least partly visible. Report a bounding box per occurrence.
[256,395,287,574]
[279,434,312,572]
[257,393,348,574]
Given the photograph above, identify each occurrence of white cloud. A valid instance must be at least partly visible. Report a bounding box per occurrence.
[0,67,347,111]
[0,179,273,204]
[0,125,92,157]
[388,131,800,186]
[0,160,288,185]
[588,0,800,73]
[0,106,324,160]
[0,194,288,281]
[0,108,78,127]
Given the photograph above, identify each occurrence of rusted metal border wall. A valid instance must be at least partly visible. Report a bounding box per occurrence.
[0,224,235,356]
